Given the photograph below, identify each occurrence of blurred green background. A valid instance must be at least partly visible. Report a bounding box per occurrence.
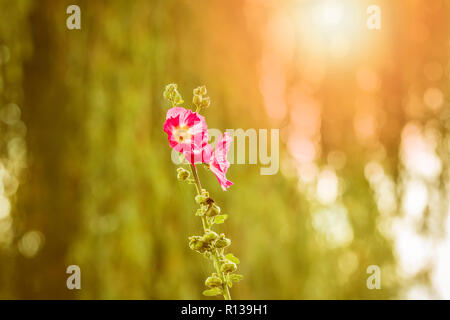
[0,0,449,299]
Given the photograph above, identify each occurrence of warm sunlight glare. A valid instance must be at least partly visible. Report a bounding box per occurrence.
[297,0,365,59]
[314,0,344,29]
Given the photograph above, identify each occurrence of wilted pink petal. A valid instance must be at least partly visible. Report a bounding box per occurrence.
[209,132,233,191]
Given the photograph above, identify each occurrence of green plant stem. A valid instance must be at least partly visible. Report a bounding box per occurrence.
[189,164,232,301]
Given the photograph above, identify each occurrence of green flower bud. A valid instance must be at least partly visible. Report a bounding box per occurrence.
[195,194,208,205]
[188,236,204,251]
[193,94,202,106]
[163,83,176,99]
[203,230,219,242]
[206,203,221,217]
[193,85,207,96]
[205,276,223,288]
[199,86,207,96]
[201,189,209,198]
[201,97,211,108]
[220,261,237,273]
[163,83,183,106]
[215,234,231,248]
[177,168,190,181]
[193,86,210,111]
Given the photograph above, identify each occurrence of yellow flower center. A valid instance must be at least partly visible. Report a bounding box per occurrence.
[173,125,191,143]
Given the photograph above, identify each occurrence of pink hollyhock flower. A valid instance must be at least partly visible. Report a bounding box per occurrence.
[209,132,233,191]
[163,107,210,164]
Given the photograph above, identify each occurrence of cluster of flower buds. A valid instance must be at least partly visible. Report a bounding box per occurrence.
[188,229,231,255]
[203,255,243,297]
[189,187,241,297]
[163,83,184,106]
[193,85,211,111]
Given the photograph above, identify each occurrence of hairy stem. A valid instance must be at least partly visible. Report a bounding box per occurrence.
[189,164,231,300]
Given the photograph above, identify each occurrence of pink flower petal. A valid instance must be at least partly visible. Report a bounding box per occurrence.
[184,143,213,164]
[209,132,233,190]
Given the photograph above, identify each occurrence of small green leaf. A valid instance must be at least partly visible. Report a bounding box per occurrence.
[213,214,228,224]
[229,274,244,282]
[225,253,240,264]
[202,287,222,296]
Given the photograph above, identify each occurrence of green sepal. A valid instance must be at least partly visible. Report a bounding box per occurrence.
[229,274,244,283]
[225,253,240,264]
[213,214,228,224]
[202,287,222,296]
